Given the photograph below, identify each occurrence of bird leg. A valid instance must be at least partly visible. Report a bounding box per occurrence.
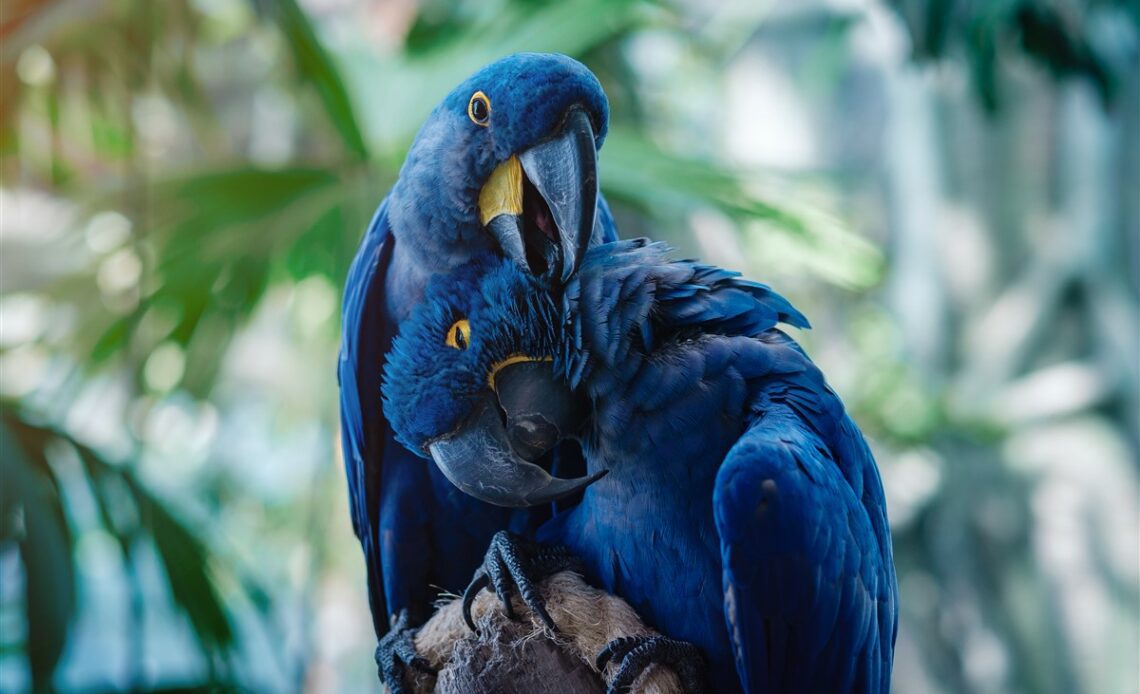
[596,635,709,694]
[461,530,583,633]
[375,609,436,694]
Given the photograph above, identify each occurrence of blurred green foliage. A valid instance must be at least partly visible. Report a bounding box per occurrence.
[889,0,1138,109]
[1,0,1136,692]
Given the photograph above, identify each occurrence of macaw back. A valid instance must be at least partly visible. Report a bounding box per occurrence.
[539,240,897,692]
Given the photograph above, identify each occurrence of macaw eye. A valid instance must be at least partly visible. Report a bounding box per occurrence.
[468,91,491,126]
[445,319,471,350]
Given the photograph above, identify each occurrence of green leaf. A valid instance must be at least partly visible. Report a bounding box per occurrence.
[73,166,346,379]
[1,413,76,693]
[284,197,367,286]
[78,441,235,656]
[90,314,137,365]
[601,128,806,232]
[150,166,341,237]
[270,0,370,161]
[341,0,648,149]
[601,128,882,288]
[6,406,243,665]
[132,485,234,654]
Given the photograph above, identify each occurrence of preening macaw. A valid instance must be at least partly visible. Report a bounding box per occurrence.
[337,53,618,687]
[381,240,898,693]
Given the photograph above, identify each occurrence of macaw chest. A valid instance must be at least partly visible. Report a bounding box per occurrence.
[547,464,731,664]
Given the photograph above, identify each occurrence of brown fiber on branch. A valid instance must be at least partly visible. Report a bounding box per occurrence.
[402,571,683,694]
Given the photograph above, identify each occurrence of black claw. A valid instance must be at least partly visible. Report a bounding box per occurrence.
[596,635,708,694]
[610,644,657,693]
[459,530,580,634]
[375,609,436,694]
[529,592,556,631]
[595,635,639,671]
[462,571,490,632]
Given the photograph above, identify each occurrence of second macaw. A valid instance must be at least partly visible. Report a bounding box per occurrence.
[338,53,619,689]
[382,240,898,693]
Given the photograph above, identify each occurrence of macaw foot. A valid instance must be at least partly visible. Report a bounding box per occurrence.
[375,609,436,694]
[461,530,582,633]
[596,635,709,694]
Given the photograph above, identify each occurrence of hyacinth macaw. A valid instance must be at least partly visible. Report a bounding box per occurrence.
[337,53,618,687]
[381,240,898,693]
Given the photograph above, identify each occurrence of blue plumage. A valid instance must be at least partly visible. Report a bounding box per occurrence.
[338,52,618,652]
[382,239,898,692]
[382,257,560,456]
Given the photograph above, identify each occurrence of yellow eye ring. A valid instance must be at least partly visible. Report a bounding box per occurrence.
[468,91,491,126]
[445,319,471,350]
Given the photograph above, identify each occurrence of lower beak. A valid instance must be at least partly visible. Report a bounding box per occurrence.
[480,108,599,283]
[427,394,604,508]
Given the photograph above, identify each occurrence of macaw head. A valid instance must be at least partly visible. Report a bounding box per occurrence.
[389,52,609,283]
[382,254,604,507]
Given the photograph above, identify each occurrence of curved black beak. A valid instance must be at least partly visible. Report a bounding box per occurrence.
[481,108,599,283]
[425,360,601,508]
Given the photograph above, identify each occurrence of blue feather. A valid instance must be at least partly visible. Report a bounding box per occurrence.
[338,53,621,638]
[380,228,900,689]
[547,240,896,692]
[367,99,895,691]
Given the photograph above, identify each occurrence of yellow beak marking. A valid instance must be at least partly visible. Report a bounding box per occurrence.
[487,354,553,390]
[478,155,523,226]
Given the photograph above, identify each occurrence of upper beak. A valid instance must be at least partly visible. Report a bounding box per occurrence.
[479,108,599,283]
[425,359,602,508]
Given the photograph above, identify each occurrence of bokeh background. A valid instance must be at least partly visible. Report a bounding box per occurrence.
[1,0,1137,692]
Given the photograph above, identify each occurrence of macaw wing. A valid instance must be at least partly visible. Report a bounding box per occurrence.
[565,238,807,385]
[338,199,397,636]
[713,382,897,693]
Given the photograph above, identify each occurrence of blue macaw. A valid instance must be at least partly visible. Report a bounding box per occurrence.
[337,53,619,687]
[381,240,898,693]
